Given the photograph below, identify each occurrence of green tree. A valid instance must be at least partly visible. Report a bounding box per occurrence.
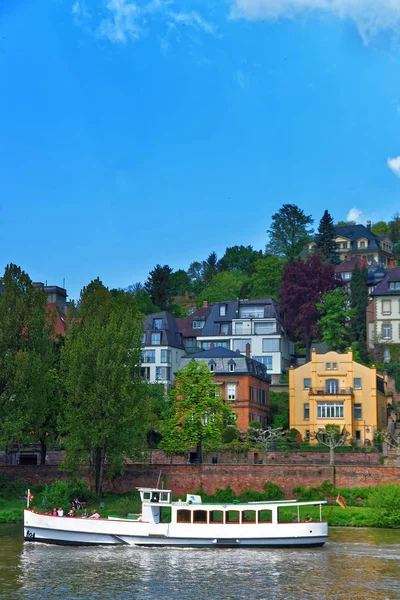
[349,264,369,362]
[61,279,147,494]
[371,221,391,237]
[202,251,222,285]
[145,264,173,310]
[0,264,61,464]
[314,210,340,264]
[221,245,262,274]
[187,261,205,296]
[244,255,284,299]
[160,362,237,463]
[269,391,289,429]
[198,271,247,304]
[169,269,191,297]
[317,288,354,352]
[335,220,356,226]
[266,204,314,262]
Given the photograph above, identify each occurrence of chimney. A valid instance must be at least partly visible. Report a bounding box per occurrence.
[366,220,371,231]
[203,300,208,307]
[245,343,251,357]
[210,343,215,349]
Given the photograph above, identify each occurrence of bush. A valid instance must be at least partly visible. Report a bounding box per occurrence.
[0,476,26,500]
[263,481,285,500]
[368,484,400,527]
[43,479,96,509]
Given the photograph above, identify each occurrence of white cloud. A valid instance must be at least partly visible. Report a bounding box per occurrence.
[229,0,400,43]
[388,156,400,177]
[73,0,216,46]
[346,207,362,222]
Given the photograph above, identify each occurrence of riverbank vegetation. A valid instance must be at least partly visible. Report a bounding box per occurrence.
[1,476,400,528]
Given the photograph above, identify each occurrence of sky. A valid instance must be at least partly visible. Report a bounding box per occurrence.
[2,0,400,300]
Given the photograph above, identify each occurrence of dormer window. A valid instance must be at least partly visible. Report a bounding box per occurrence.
[219,304,227,317]
[208,360,216,372]
[389,281,400,291]
[228,359,236,373]
[193,320,205,329]
[358,239,367,249]
[153,319,163,330]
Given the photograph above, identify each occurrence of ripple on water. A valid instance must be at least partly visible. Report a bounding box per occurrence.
[0,527,399,600]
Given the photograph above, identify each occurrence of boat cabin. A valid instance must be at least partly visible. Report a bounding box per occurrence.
[138,488,172,504]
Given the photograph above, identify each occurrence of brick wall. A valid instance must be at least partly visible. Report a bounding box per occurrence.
[1,463,399,497]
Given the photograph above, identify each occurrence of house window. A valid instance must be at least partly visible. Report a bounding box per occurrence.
[192,320,205,329]
[354,378,362,390]
[382,324,391,339]
[359,241,366,248]
[141,367,151,380]
[219,304,227,316]
[262,339,279,352]
[161,349,171,363]
[355,430,361,440]
[389,281,400,291]
[304,403,310,420]
[382,301,391,315]
[342,272,351,280]
[141,334,146,344]
[227,384,236,400]
[232,339,251,353]
[220,323,229,335]
[202,341,229,350]
[229,361,235,372]
[151,333,161,345]
[239,305,264,318]
[317,402,344,418]
[255,356,273,370]
[332,362,338,370]
[153,318,163,330]
[384,347,391,363]
[367,255,373,263]
[353,404,362,420]
[142,350,155,363]
[208,360,216,372]
[254,322,275,334]
[156,367,171,381]
[325,379,339,394]
[304,378,311,390]
[326,363,331,370]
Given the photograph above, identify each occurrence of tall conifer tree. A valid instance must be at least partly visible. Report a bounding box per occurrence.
[314,210,340,264]
[349,264,369,362]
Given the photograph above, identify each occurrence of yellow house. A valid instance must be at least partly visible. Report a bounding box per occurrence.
[289,349,387,444]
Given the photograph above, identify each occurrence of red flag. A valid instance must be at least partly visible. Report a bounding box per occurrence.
[335,493,347,510]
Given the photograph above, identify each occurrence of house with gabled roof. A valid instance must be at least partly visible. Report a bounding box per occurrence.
[368,266,400,362]
[179,347,271,431]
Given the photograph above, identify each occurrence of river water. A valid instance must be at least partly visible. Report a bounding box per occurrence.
[0,525,399,599]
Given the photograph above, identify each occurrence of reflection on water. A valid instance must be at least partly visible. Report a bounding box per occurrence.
[0,526,399,599]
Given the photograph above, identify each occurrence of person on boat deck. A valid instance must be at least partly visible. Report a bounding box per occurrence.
[152,493,159,503]
[305,514,312,523]
[52,508,58,516]
[292,515,298,523]
[89,509,100,519]
[57,507,64,517]
[81,508,89,518]
[68,507,77,517]
[72,498,81,510]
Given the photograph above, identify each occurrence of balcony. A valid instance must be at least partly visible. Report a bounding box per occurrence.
[185,346,202,354]
[309,388,353,396]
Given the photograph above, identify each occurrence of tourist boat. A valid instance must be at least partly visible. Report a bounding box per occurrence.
[24,487,328,547]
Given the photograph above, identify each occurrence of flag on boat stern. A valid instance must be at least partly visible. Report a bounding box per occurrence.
[335,493,347,509]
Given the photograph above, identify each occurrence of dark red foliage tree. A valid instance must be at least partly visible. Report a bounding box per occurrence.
[279,255,340,360]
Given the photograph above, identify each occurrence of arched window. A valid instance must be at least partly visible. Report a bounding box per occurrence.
[177,510,191,523]
[228,359,236,373]
[208,360,216,372]
[193,510,207,524]
[325,379,339,394]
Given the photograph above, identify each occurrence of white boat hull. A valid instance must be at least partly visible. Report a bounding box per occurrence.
[24,511,328,548]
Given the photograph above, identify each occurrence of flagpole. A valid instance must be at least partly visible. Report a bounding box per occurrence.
[27,489,31,509]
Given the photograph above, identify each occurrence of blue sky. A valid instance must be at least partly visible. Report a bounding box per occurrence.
[2,0,400,300]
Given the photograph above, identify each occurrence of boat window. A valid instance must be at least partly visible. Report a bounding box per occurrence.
[193,510,208,524]
[258,510,272,523]
[160,492,170,502]
[160,507,171,523]
[209,510,223,523]
[242,510,256,524]
[225,510,240,524]
[177,509,191,523]
[143,492,151,500]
